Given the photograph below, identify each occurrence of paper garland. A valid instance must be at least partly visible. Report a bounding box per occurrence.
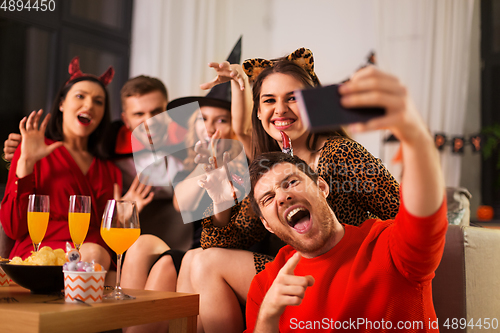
[384,133,483,154]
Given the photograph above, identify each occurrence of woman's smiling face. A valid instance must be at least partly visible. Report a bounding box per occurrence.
[257,73,307,144]
[195,105,233,142]
[194,105,234,158]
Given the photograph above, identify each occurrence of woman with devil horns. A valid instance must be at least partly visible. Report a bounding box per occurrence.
[0,57,153,275]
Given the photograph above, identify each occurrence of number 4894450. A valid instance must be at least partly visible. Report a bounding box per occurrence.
[443,318,498,330]
[0,0,56,12]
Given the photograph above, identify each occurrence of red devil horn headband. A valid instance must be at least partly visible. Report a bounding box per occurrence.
[66,56,115,86]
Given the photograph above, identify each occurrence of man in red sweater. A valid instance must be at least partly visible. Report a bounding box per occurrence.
[245,67,447,332]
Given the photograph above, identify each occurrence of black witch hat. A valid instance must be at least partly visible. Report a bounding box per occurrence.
[167,36,242,127]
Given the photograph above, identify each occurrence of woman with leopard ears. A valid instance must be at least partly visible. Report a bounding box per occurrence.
[179,48,401,333]
[245,48,349,158]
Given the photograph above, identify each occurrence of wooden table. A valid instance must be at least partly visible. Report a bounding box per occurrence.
[0,286,199,333]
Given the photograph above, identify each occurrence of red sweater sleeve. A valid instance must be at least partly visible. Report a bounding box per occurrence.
[0,145,35,239]
[245,282,262,333]
[112,161,123,193]
[244,248,293,333]
[389,194,448,282]
[245,262,274,333]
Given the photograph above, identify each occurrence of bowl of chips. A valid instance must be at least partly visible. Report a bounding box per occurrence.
[0,246,66,294]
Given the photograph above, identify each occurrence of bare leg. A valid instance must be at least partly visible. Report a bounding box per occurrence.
[123,256,178,333]
[122,236,173,333]
[190,248,256,333]
[80,242,111,269]
[177,248,203,293]
[105,271,116,287]
[121,235,170,289]
[177,248,204,333]
[145,255,178,291]
[79,243,112,284]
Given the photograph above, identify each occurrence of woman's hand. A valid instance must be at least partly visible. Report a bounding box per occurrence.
[3,133,22,162]
[198,151,240,213]
[16,109,63,178]
[193,129,221,165]
[339,66,425,144]
[200,62,247,91]
[193,140,211,165]
[200,62,253,158]
[114,175,154,214]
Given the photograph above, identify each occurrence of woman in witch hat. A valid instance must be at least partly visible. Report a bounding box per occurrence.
[119,38,252,333]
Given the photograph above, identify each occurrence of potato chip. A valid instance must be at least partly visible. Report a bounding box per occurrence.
[8,247,66,266]
[54,249,66,265]
[10,257,23,265]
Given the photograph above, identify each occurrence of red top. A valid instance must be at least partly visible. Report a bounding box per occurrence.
[245,198,447,333]
[115,125,145,155]
[0,138,122,259]
[115,121,188,155]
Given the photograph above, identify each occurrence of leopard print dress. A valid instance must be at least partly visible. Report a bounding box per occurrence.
[201,136,400,273]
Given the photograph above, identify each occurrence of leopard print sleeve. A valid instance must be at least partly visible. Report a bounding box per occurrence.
[200,196,267,249]
[317,137,400,224]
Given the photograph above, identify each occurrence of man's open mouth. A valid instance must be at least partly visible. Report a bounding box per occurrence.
[286,206,312,233]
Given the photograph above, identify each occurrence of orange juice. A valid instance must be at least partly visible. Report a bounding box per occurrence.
[27,212,49,245]
[100,228,140,254]
[68,212,91,247]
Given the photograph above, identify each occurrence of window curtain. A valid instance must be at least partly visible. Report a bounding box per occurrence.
[130,0,238,101]
[375,0,475,186]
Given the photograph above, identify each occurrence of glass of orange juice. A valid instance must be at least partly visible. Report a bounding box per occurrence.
[27,194,50,252]
[68,195,91,251]
[100,200,140,300]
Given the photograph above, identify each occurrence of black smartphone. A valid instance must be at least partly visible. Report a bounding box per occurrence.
[295,84,385,132]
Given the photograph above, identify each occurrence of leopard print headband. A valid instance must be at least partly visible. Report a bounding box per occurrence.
[242,47,319,85]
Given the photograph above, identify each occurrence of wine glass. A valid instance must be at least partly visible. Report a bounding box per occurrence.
[27,194,50,252]
[68,195,91,251]
[100,200,140,300]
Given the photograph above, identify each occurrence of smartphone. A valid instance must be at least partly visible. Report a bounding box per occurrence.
[295,84,385,132]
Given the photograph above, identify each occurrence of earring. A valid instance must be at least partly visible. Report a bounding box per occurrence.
[257,115,261,120]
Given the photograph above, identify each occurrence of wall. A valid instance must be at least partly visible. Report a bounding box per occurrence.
[264,0,482,210]
[268,0,381,156]
[460,0,482,217]
[130,0,381,155]
[130,0,273,101]
[129,0,482,211]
